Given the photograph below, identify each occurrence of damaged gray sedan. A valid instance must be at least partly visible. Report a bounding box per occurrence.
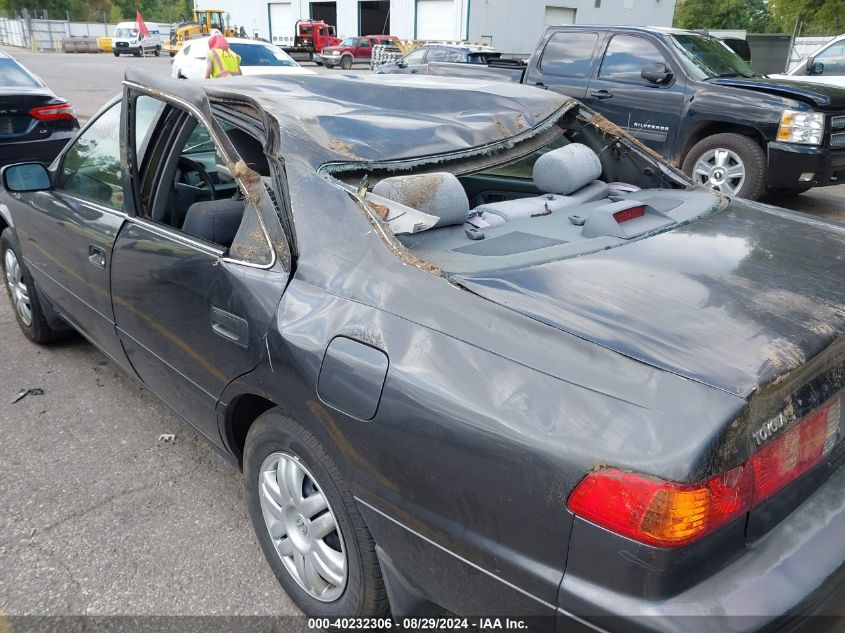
[1,69,844,631]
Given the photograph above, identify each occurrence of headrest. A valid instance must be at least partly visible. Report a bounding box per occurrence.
[532,143,602,195]
[372,172,469,227]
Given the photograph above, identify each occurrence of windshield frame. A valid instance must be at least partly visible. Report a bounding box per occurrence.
[667,33,756,80]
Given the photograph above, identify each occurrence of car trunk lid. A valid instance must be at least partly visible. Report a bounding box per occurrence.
[455,199,845,536]
[0,88,67,141]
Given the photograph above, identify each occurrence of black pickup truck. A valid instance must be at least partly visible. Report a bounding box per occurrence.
[381,26,845,200]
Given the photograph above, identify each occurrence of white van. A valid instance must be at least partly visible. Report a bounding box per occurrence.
[112,21,161,57]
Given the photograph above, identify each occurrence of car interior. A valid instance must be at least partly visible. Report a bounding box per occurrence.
[340,116,721,274]
[139,106,270,250]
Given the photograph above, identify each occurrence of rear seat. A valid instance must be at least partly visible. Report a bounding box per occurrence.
[471,143,609,228]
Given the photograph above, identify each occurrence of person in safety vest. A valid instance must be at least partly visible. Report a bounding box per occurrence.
[205,33,242,79]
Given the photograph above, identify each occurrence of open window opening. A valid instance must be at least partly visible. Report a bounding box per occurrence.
[131,94,277,267]
[329,106,723,275]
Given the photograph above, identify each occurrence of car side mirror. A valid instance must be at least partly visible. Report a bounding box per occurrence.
[397,60,407,68]
[641,62,673,85]
[805,58,824,75]
[2,163,51,192]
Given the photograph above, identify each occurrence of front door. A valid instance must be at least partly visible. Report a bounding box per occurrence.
[355,38,371,62]
[585,33,685,158]
[11,101,131,369]
[110,91,290,444]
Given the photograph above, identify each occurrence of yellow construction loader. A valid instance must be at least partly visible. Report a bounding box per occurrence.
[162,9,237,57]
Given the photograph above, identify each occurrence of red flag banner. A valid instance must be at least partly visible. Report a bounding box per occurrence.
[136,10,151,38]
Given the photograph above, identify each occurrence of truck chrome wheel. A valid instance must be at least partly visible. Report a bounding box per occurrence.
[4,249,32,327]
[692,148,745,196]
[258,451,348,602]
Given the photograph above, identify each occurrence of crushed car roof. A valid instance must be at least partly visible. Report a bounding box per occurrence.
[125,69,572,168]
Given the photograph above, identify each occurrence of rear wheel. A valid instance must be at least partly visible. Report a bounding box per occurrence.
[244,409,388,617]
[340,55,353,70]
[1,230,62,344]
[682,133,766,200]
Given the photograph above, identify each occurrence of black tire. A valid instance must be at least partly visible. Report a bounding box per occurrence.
[340,55,353,70]
[766,186,811,197]
[169,51,176,58]
[153,46,160,57]
[133,49,142,57]
[1,229,62,344]
[244,409,389,618]
[681,133,766,201]
[113,51,120,57]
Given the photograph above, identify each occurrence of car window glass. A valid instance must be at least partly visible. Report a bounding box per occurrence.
[231,44,296,66]
[444,49,465,62]
[59,102,124,210]
[539,32,597,77]
[0,59,41,87]
[426,48,447,62]
[404,48,426,64]
[816,42,845,74]
[358,39,370,48]
[134,95,166,165]
[600,35,668,83]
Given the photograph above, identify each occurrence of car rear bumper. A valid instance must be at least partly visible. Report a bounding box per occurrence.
[0,133,74,167]
[556,464,845,633]
[768,141,845,188]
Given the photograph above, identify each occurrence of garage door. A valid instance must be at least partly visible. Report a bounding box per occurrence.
[269,2,293,44]
[544,6,576,25]
[416,0,457,41]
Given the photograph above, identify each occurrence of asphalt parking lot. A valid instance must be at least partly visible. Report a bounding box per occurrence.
[0,45,844,623]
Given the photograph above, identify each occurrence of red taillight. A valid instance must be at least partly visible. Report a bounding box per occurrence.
[750,398,839,505]
[568,392,843,548]
[612,205,645,223]
[567,466,752,548]
[29,102,76,121]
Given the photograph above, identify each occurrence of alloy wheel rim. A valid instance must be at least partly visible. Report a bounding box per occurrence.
[4,249,32,327]
[692,148,745,196]
[258,451,347,602]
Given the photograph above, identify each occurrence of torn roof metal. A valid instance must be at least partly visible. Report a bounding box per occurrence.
[124,69,572,168]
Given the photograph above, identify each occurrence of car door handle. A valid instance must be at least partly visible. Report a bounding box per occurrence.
[535,82,547,89]
[211,306,249,347]
[88,245,106,269]
[590,89,613,100]
[410,68,418,74]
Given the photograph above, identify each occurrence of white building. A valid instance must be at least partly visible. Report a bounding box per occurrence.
[214,0,677,55]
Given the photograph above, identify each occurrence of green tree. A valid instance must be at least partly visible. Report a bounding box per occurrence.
[673,0,780,33]
[770,0,845,35]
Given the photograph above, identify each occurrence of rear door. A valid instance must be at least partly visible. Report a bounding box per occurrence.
[524,29,602,101]
[110,88,290,444]
[585,33,685,157]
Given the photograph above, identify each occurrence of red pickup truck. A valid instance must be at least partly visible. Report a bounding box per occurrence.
[316,35,399,69]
